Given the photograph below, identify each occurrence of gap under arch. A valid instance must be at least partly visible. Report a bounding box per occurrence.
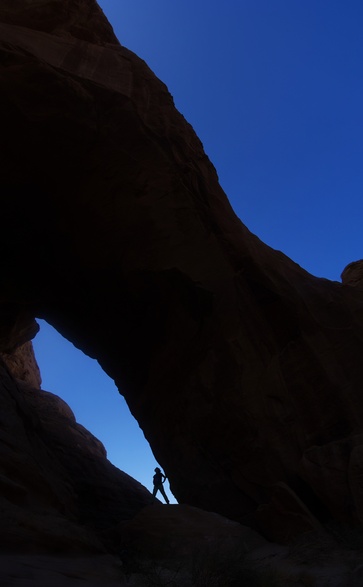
[32,319,176,503]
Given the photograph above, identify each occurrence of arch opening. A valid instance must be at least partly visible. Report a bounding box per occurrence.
[32,318,177,503]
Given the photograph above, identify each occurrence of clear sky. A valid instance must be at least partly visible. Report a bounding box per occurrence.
[33,1,362,504]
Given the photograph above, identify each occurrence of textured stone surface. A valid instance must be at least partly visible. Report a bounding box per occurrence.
[120,504,266,561]
[341,259,363,288]
[1,0,363,547]
[20,382,154,530]
[0,0,118,44]
[0,341,41,388]
[0,359,153,555]
[0,554,126,586]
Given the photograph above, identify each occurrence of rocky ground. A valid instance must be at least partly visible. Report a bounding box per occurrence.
[2,513,363,586]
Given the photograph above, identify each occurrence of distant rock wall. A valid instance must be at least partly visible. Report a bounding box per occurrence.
[1,0,363,544]
[0,358,153,554]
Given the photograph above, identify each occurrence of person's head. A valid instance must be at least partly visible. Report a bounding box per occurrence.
[155,467,160,472]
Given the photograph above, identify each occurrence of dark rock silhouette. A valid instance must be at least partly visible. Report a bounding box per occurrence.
[0,348,153,554]
[1,0,363,560]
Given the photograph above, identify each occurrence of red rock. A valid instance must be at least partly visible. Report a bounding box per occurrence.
[0,341,41,388]
[120,503,266,561]
[1,0,363,546]
[0,360,153,554]
[341,259,363,288]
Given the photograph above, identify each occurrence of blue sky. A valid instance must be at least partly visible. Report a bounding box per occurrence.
[33,1,362,504]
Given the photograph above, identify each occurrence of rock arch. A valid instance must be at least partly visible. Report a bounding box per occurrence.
[1,0,363,542]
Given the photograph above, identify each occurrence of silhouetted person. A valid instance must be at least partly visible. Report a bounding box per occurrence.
[152,467,169,504]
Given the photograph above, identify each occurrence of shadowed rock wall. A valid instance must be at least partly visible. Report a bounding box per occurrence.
[1,0,363,542]
[0,360,153,554]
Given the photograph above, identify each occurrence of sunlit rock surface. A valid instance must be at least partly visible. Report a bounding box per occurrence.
[0,341,41,388]
[2,0,363,558]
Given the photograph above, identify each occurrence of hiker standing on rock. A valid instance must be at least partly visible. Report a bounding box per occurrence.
[152,467,170,504]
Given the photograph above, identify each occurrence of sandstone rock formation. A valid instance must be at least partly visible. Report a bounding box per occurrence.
[1,0,363,555]
[0,355,153,554]
[341,259,363,288]
[120,503,265,563]
[0,341,41,388]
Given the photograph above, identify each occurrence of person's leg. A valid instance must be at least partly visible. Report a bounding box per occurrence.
[159,485,169,504]
[152,485,158,498]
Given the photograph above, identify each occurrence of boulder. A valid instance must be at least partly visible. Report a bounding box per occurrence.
[119,503,266,562]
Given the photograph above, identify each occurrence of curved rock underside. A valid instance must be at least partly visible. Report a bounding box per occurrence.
[1,0,363,550]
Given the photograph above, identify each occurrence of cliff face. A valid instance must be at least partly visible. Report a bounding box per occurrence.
[0,349,153,554]
[1,0,363,545]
